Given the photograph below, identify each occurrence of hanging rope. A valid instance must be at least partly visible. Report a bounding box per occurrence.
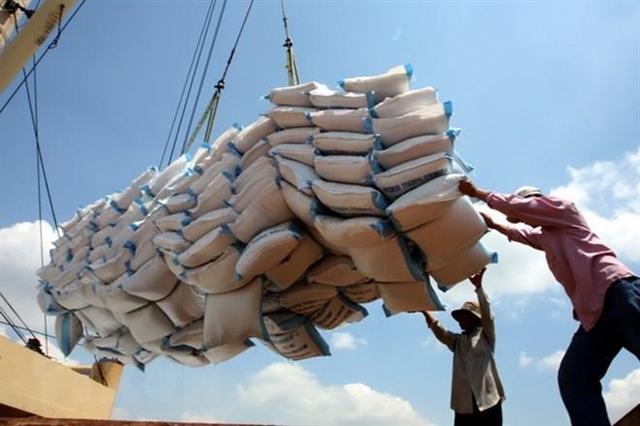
[281,0,299,86]
[183,0,255,153]
[178,0,229,156]
[158,0,218,169]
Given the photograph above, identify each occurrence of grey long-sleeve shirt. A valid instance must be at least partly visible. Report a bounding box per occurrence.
[429,287,505,414]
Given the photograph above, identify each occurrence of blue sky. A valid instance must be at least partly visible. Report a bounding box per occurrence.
[0,1,638,425]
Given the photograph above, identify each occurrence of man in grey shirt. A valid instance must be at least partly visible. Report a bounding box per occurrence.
[418,268,505,425]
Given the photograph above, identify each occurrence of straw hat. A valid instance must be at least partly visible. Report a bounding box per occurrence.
[451,301,481,322]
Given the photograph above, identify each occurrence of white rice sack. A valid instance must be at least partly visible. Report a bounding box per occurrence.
[196,123,243,168]
[265,233,323,291]
[279,180,324,226]
[235,221,302,284]
[378,280,444,316]
[180,243,242,294]
[264,127,320,147]
[365,102,452,147]
[308,86,368,109]
[264,106,315,129]
[407,197,487,270]
[75,306,122,338]
[311,180,389,217]
[159,192,197,214]
[110,168,156,212]
[91,280,149,314]
[181,207,238,242]
[341,281,380,304]
[265,320,330,360]
[313,215,395,248]
[167,167,201,196]
[275,155,320,195]
[308,108,368,133]
[278,281,337,316]
[120,256,179,301]
[55,312,84,356]
[234,156,277,194]
[374,131,457,168]
[203,277,266,349]
[48,262,86,289]
[266,81,322,107]
[177,226,236,268]
[230,116,279,154]
[372,152,453,200]
[226,179,295,243]
[307,226,349,256]
[369,86,438,118]
[166,352,210,367]
[189,151,240,195]
[430,242,498,290]
[268,143,316,167]
[144,153,191,199]
[310,293,368,330]
[88,250,129,284]
[155,212,193,233]
[50,281,90,310]
[263,310,306,335]
[188,170,234,218]
[156,283,205,327]
[86,328,140,356]
[92,204,121,229]
[311,132,379,156]
[314,154,381,185]
[307,255,369,286]
[386,173,465,231]
[349,235,426,283]
[240,139,271,170]
[120,304,177,343]
[339,64,413,103]
[204,340,255,364]
[167,319,205,350]
[152,232,190,254]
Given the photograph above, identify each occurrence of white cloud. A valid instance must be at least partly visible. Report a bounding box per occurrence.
[0,221,82,365]
[604,369,640,423]
[331,331,367,349]
[0,221,57,335]
[181,411,224,423]
[551,149,640,264]
[234,362,432,426]
[536,350,565,371]
[519,351,533,368]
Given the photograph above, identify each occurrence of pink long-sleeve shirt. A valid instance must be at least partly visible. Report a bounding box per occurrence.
[486,191,636,331]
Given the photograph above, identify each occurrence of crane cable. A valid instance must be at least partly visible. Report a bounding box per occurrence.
[183,0,255,154]
[281,0,299,86]
[158,0,218,169]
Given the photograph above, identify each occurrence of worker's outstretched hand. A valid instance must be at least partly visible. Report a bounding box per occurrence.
[469,267,486,289]
[459,178,480,197]
[480,212,496,229]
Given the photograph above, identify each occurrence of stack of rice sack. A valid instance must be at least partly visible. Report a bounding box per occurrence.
[35,64,497,369]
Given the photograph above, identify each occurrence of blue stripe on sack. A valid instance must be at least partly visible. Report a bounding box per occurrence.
[362,116,374,134]
[424,275,446,311]
[371,190,390,213]
[443,100,453,117]
[404,63,414,80]
[366,91,376,110]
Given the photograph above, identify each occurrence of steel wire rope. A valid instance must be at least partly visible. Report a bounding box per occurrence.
[178,0,229,159]
[158,0,218,169]
[184,0,255,153]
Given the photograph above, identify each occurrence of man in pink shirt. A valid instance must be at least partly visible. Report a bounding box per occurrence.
[458,179,639,426]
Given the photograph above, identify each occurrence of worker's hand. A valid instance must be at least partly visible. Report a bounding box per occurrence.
[459,178,480,198]
[469,267,486,289]
[480,212,496,229]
